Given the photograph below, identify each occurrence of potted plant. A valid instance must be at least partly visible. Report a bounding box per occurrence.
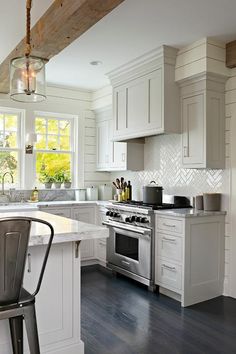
[54,170,65,189]
[39,172,54,189]
[64,173,72,189]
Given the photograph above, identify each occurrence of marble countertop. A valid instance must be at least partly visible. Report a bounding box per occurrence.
[154,208,226,218]
[0,203,38,212]
[0,210,109,246]
[0,200,111,211]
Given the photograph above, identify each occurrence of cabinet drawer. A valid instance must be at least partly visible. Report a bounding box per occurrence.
[156,217,183,234]
[157,233,182,262]
[156,258,182,292]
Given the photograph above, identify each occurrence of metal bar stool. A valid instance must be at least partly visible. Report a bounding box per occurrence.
[0,217,54,354]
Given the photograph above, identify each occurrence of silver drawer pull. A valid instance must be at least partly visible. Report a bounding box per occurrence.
[162,264,176,271]
[162,236,176,243]
[121,260,130,266]
[27,253,31,273]
[163,223,176,228]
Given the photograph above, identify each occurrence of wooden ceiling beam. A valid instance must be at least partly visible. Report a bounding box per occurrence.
[226,40,236,68]
[0,0,125,93]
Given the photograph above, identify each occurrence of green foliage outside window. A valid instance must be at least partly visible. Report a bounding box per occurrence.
[0,114,18,184]
[35,117,72,183]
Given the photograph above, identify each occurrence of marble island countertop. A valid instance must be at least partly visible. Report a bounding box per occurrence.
[0,210,109,246]
[154,208,226,217]
[0,200,111,211]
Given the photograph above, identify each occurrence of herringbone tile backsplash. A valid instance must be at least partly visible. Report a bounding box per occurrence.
[111,134,229,202]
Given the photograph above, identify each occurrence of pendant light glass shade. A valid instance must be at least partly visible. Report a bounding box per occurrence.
[10,56,46,103]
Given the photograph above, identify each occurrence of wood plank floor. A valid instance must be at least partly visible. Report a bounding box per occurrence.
[81,266,236,354]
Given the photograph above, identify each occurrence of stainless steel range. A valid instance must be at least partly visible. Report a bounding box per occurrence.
[103,198,191,289]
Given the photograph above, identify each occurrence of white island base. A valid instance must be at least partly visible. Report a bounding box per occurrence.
[0,211,109,354]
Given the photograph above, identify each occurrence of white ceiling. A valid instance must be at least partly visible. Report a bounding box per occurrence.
[1,0,236,91]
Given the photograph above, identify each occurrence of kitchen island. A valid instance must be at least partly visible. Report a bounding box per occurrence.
[0,210,109,354]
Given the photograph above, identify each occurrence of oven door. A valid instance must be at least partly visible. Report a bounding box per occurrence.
[104,222,152,280]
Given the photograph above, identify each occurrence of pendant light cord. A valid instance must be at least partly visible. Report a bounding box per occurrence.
[25,0,32,57]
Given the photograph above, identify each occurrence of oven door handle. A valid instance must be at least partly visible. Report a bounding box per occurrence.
[102,221,151,236]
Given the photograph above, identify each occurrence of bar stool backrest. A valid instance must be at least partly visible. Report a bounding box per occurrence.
[0,218,31,305]
[0,217,54,306]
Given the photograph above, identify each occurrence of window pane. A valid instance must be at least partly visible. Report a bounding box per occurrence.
[59,120,70,136]
[0,132,4,147]
[48,135,58,150]
[36,152,71,182]
[4,132,17,148]
[48,119,58,135]
[35,134,46,150]
[5,115,17,131]
[0,151,18,184]
[35,117,46,134]
[59,136,70,150]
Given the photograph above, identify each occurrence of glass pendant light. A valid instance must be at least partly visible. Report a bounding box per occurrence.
[10,0,47,103]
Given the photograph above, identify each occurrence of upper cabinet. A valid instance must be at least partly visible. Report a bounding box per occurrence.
[179,73,226,169]
[95,107,144,172]
[107,46,180,141]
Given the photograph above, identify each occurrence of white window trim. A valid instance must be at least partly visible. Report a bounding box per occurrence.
[33,111,82,188]
[0,106,25,189]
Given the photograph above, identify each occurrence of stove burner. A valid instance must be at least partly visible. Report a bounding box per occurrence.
[115,200,192,210]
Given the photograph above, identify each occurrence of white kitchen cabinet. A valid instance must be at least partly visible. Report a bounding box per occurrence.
[72,207,96,260]
[38,206,71,218]
[96,108,144,171]
[107,46,180,141]
[179,73,226,168]
[155,213,225,307]
[96,119,110,170]
[40,204,96,261]
[95,206,108,266]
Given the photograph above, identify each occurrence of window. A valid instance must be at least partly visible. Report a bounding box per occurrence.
[34,113,74,185]
[0,109,23,187]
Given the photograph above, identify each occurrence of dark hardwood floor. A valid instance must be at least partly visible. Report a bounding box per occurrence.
[81,266,236,354]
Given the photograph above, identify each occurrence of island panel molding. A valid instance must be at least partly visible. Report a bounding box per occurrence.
[0,0,125,93]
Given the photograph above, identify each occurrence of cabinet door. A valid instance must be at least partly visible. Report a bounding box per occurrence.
[72,207,95,260]
[95,208,108,264]
[96,119,110,170]
[40,207,71,218]
[182,93,205,167]
[109,118,127,170]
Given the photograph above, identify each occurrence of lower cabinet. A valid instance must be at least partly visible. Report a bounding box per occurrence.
[72,207,96,261]
[155,214,225,307]
[95,206,108,265]
[40,203,108,265]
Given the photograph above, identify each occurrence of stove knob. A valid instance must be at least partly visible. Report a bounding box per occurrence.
[125,217,131,223]
[109,211,114,217]
[141,217,148,223]
[131,215,136,222]
[106,211,110,216]
[136,216,141,222]
[114,212,120,217]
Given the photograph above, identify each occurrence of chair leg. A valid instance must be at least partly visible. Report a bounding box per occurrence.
[9,316,23,354]
[24,304,40,354]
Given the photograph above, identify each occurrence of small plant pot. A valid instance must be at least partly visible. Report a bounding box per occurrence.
[64,182,72,189]
[44,182,52,189]
[54,182,62,189]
